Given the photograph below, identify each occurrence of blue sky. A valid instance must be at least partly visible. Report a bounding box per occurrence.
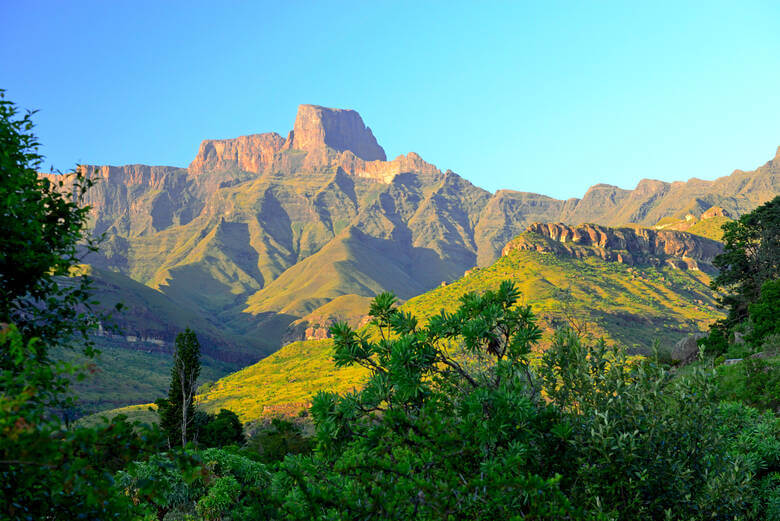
[2,1,779,199]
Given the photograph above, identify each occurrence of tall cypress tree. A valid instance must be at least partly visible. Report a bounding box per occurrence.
[158,328,201,447]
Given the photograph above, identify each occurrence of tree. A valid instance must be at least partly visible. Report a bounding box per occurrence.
[158,328,201,447]
[197,408,246,448]
[0,89,100,367]
[278,282,576,520]
[268,284,775,521]
[0,91,156,519]
[711,196,780,328]
[747,278,780,346]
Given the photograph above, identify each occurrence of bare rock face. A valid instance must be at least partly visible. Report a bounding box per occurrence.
[502,222,723,271]
[671,332,706,363]
[288,104,386,161]
[184,105,423,183]
[189,133,286,174]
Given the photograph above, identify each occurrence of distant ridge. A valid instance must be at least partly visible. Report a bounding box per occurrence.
[504,222,723,272]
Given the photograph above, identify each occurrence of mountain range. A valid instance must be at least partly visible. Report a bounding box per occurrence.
[50,104,779,413]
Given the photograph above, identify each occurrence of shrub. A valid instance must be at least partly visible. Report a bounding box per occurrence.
[197,409,245,448]
[244,417,312,464]
[540,330,761,520]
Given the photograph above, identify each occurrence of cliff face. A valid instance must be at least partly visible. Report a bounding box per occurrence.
[185,104,425,183]
[189,133,286,174]
[503,222,723,271]
[289,104,386,161]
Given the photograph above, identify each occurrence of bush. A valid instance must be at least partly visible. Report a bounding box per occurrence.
[244,417,312,464]
[748,279,780,347]
[540,330,763,520]
[117,447,273,520]
[118,284,780,520]
[196,409,245,448]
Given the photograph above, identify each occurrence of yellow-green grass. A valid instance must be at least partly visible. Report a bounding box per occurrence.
[78,403,160,428]
[403,249,721,351]
[195,339,367,422]
[686,216,731,241]
[653,215,731,241]
[193,244,723,423]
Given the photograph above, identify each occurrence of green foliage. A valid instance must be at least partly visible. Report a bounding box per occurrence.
[0,324,158,519]
[117,447,273,521]
[274,282,579,520]
[244,417,313,464]
[120,284,779,520]
[0,91,162,519]
[271,285,774,520]
[539,330,766,519]
[713,402,780,518]
[700,322,730,355]
[196,408,245,448]
[712,195,780,327]
[158,329,202,447]
[0,89,104,363]
[196,475,240,520]
[715,356,780,412]
[748,278,780,346]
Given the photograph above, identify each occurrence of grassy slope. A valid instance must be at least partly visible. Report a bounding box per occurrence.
[56,337,234,415]
[190,241,723,422]
[654,215,731,241]
[196,340,367,421]
[687,216,731,241]
[60,266,251,415]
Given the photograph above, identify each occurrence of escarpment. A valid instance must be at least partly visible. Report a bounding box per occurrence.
[502,222,723,271]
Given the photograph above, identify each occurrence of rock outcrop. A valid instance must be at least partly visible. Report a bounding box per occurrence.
[287,104,386,161]
[189,133,286,174]
[185,104,432,183]
[701,206,731,219]
[671,333,706,363]
[502,222,723,271]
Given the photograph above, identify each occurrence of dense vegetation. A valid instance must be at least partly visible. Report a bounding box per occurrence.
[702,196,780,357]
[2,91,778,519]
[0,89,159,518]
[113,285,779,520]
[194,237,721,421]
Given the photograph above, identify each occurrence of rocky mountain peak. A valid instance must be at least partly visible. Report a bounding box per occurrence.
[288,104,386,161]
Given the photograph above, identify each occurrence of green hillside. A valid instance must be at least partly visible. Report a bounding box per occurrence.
[55,338,234,416]
[189,229,724,422]
[57,266,251,414]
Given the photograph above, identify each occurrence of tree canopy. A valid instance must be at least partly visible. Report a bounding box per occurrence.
[712,196,780,327]
[0,89,101,360]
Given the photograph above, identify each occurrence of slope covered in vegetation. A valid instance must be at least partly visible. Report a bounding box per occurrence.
[192,226,724,421]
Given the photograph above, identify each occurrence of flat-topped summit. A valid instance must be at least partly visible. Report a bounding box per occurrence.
[187,104,402,179]
[288,104,386,161]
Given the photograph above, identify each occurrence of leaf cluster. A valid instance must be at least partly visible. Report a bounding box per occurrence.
[0,89,103,363]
